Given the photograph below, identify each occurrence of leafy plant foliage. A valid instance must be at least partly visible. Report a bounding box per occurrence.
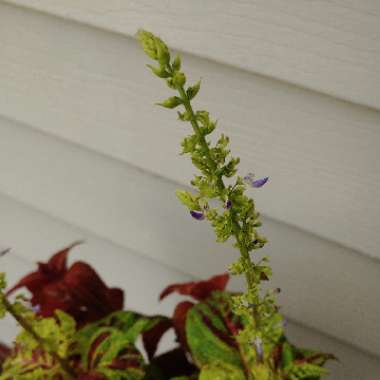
[0,249,334,379]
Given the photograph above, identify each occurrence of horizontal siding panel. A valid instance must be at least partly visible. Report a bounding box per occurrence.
[0,196,380,379]
[4,0,380,110]
[285,322,380,380]
[0,201,193,319]
[0,3,379,261]
[0,118,379,357]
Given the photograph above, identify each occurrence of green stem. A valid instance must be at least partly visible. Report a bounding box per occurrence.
[177,86,218,172]
[1,294,76,379]
[177,84,259,317]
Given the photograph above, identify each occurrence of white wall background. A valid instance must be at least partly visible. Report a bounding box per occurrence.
[0,1,379,378]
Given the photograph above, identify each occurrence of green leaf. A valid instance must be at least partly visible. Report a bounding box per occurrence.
[212,213,233,242]
[157,96,183,109]
[78,326,146,379]
[291,345,336,367]
[199,362,245,380]
[76,311,156,368]
[285,362,328,380]
[178,111,192,121]
[281,342,294,367]
[186,301,242,368]
[0,273,6,290]
[0,273,6,319]
[1,311,76,380]
[181,135,197,154]
[0,302,5,319]
[193,177,219,198]
[251,364,271,380]
[147,64,170,78]
[187,80,201,100]
[176,190,200,210]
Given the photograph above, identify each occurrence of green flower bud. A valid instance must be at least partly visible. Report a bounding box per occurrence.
[137,29,169,64]
[176,190,199,210]
[172,71,186,87]
[137,29,158,59]
[177,111,192,121]
[156,40,170,66]
[0,273,6,290]
[168,77,182,89]
[187,80,201,100]
[157,96,183,109]
[172,54,181,72]
[229,259,244,275]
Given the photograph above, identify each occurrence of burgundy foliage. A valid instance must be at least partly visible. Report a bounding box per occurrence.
[159,273,230,349]
[142,317,173,359]
[160,273,229,301]
[150,348,197,378]
[7,243,124,326]
[0,343,10,369]
[1,246,233,378]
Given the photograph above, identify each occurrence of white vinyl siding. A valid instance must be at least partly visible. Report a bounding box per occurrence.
[0,2,379,377]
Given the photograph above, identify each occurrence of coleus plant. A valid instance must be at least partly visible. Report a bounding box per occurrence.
[0,30,335,379]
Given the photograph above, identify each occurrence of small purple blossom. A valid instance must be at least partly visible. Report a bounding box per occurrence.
[31,304,41,313]
[252,177,269,188]
[225,200,232,210]
[190,210,205,220]
[253,336,264,361]
[244,173,269,188]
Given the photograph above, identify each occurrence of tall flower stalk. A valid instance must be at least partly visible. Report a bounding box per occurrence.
[137,30,331,380]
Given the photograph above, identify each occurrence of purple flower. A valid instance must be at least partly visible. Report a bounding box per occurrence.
[225,200,232,210]
[190,210,205,220]
[253,336,264,361]
[252,177,269,188]
[31,304,41,313]
[244,173,269,188]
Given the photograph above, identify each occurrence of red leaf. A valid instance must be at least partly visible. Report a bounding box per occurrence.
[0,343,10,368]
[150,348,197,378]
[6,242,82,297]
[173,301,194,349]
[62,262,124,322]
[7,243,124,326]
[142,317,173,359]
[160,273,229,301]
[78,372,106,380]
[87,332,111,368]
[47,241,82,273]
